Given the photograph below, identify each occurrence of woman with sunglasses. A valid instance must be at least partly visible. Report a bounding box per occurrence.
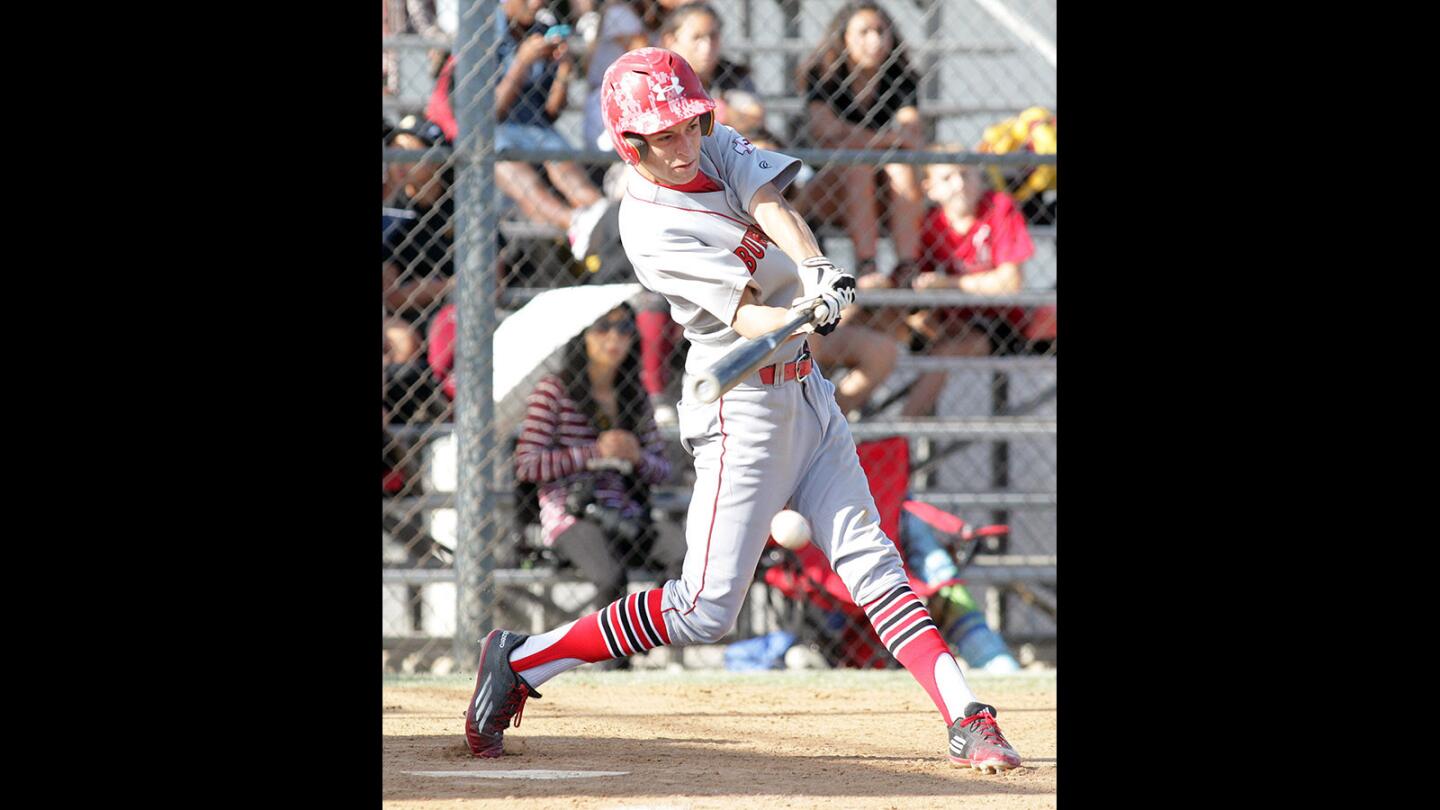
[513,303,686,621]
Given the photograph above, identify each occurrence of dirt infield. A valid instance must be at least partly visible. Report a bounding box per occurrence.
[383,668,1057,809]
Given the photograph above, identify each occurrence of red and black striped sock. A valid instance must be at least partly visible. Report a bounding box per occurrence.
[862,583,978,725]
[508,589,672,688]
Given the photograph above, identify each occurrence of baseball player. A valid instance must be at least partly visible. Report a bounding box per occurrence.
[465,48,1022,774]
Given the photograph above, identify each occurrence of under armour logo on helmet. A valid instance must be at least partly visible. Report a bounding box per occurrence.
[652,73,684,104]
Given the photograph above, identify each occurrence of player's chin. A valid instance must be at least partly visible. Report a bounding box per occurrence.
[670,161,699,181]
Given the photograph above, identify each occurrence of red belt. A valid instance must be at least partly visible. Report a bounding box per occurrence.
[758,357,812,385]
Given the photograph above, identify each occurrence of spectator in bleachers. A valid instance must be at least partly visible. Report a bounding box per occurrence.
[384,314,446,425]
[425,303,458,402]
[581,1,692,150]
[514,303,686,612]
[384,1,459,98]
[383,119,454,338]
[425,1,610,261]
[899,147,1033,417]
[657,3,762,137]
[795,1,925,283]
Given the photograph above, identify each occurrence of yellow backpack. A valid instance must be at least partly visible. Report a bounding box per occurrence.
[978,106,1056,203]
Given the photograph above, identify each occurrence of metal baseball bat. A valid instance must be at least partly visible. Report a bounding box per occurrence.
[686,303,825,405]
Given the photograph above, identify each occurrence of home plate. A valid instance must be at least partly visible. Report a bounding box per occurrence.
[404,770,628,780]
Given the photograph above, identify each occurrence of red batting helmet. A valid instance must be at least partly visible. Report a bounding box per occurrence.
[600,47,716,165]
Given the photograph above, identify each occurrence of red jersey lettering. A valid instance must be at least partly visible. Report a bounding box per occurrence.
[732,225,770,274]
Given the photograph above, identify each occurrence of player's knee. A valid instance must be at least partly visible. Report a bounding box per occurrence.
[685,603,740,644]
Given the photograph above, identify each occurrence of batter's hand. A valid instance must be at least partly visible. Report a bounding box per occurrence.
[801,256,857,307]
[789,289,846,336]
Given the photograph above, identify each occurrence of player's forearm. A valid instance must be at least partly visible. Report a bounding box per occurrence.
[749,184,822,264]
[731,286,809,340]
[731,301,798,340]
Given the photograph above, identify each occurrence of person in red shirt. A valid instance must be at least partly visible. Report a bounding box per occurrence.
[900,149,1034,417]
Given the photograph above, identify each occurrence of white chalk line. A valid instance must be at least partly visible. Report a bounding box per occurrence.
[404,769,630,780]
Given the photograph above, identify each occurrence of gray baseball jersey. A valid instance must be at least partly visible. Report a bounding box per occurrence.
[619,124,807,377]
[617,123,911,648]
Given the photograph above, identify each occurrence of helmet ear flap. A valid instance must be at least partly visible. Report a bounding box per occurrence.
[625,133,648,160]
[699,111,714,135]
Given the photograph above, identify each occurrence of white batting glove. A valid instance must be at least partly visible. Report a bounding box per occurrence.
[789,288,846,335]
[800,256,857,309]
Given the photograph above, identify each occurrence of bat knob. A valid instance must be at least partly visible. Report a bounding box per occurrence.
[688,373,721,405]
[812,302,830,323]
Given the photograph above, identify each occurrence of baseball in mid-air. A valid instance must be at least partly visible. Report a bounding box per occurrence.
[770,509,812,551]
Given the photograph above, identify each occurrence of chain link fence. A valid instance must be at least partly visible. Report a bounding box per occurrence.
[382,0,1055,674]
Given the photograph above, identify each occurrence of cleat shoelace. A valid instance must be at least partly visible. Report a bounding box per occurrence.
[510,689,529,729]
[962,711,1012,749]
[487,683,535,732]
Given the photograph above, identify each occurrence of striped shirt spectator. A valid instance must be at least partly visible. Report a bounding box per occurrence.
[515,374,669,546]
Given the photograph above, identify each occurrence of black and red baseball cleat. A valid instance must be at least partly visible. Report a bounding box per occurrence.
[464,629,542,758]
[948,702,1022,774]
